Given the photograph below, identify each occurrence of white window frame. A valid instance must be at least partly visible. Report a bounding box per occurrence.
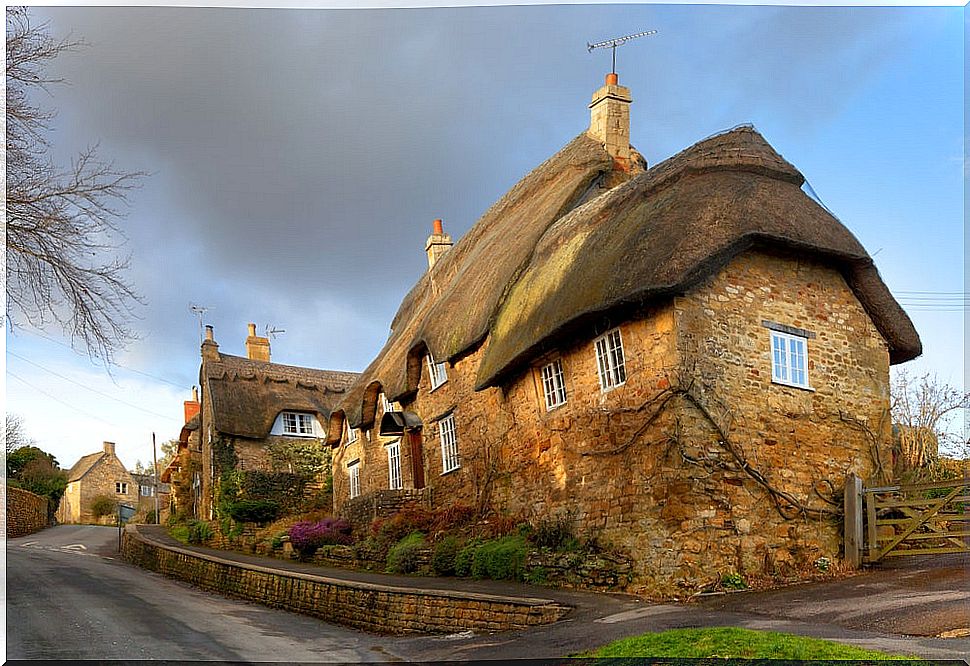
[439,414,460,474]
[379,392,395,414]
[139,484,154,497]
[594,328,627,391]
[386,440,402,490]
[346,421,358,444]
[348,461,361,499]
[540,359,567,410]
[770,330,810,389]
[426,353,448,390]
[282,411,314,436]
[115,482,129,494]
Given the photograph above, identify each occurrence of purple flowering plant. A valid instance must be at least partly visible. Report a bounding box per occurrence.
[288,517,353,556]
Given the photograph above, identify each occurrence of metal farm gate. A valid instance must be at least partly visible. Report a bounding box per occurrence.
[844,473,970,566]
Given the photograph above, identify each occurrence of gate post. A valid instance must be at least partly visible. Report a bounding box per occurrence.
[844,473,863,568]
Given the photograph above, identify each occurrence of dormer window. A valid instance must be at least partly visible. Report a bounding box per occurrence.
[379,392,394,414]
[427,353,448,390]
[346,421,358,444]
[282,411,314,436]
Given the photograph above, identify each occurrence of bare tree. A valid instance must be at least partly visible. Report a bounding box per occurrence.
[5,7,145,362]
[5,413,34,453]
[891,370,970,470]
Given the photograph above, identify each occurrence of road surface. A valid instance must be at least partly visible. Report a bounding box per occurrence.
[6,525,395,662]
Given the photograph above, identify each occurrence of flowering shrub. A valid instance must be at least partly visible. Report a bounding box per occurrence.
[288,517,353,557]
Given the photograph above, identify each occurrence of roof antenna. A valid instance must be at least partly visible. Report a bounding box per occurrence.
[264,324,286,340]
[189,304,211,344]
[587,29,658,74]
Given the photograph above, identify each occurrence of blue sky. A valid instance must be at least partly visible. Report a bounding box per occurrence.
[4,2,965,470]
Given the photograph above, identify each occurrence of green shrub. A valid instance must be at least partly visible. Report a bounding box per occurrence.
[228,499,280,525]
[170,525,190,544]
[721,572,747,590]
[90,495,118,518]
[144,509,158,525]
[431,535,461,576]
[455,539,481,577]
[187,520,214,544]
[270,533,287,549]
[471,535,528,581]
[386,532,427,574]
[523,566,549,585]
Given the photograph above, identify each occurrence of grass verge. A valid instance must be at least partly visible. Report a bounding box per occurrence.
[589,627,921,660]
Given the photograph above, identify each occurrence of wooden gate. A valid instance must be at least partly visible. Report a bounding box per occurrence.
[853,477,970,563]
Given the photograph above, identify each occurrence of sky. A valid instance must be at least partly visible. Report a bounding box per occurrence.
[4,2,965,471]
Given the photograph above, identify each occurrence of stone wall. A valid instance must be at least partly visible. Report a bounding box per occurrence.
[122,525,569,635]
[339,487,432,528]
[333,249,893,596]
[6,487,51,538]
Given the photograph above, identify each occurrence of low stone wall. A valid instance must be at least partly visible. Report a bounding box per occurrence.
[339,487,432,528]
[122,525,570,635]
[5,487,51,538]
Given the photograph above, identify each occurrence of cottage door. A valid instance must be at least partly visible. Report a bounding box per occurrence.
[408,430,426,490]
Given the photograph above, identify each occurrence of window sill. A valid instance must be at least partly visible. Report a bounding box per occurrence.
[441,467,461,476]
[545,402,566,412]
[429,381,449,393]
[600,380,626,394]
[771,379,815,392]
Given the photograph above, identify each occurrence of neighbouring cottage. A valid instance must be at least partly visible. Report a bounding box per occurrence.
[326,72,921,595]
[58,441,139,524]
[194,323,359,519]
[161,389,204,519]
[130,472,171,522]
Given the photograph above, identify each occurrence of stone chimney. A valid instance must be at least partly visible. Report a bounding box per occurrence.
[245,323,271,362]
[184,385,201,423]
[201,325,220,362]
[588,72,633,162]
[425,219,453,270]
[103,441,116,456]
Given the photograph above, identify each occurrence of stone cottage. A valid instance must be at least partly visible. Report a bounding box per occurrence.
[162,388,203,518]
[327,72,921,594]
[58,441,138,524]
[195,323,359,519]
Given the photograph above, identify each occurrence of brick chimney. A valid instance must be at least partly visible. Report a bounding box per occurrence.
[184,385,201,423]
[103,441,116,456]
[245,323,271,362]
[201,325,220,362]
[425,219,453,270]
[588,72,633,162]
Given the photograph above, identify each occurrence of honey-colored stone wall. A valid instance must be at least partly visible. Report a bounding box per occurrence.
[5,487,51,537]
[122,525,568,635]
[334,249,893,595]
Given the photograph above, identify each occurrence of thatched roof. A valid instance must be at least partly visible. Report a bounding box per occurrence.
[339,125,921,427]
[477,125,921,387]
[202,352,359,439]
[338,132,647,428]
[66,452,105,483]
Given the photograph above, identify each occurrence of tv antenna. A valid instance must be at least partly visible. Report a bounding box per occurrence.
[587,29,658,74]
[264,324,286,340]
[189,304,210,344]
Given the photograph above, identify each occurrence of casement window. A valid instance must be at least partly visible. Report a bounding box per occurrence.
[115,482,129,494]
[594,328,627,391]
[346,421,358,444]
[439,414,460,474]
[139,485,154,497]
[540,359,567,410]
[387,440,402,490]
[770,330,810,389]
[282,411,314,436]
[426,353,448,390]
[348,460,361,499]
[379,392,395,414]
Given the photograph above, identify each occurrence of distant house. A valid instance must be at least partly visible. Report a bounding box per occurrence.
[161,391,202,519]
[326,73,921,593]
[194,324,359,519]
[57,442,138,524]
[130,472,171,522]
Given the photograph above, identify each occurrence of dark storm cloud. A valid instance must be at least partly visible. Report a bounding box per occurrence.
[33,4,912,379]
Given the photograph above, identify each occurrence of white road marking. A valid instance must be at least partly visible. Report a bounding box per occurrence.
[62,544,88,550]
[594,605,681,624]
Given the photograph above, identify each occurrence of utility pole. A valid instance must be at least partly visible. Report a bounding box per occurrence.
[152,432,160,523]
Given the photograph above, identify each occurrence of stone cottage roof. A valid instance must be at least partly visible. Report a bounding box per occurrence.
[202,351,359,439]
[65,452,105,482]
[337,125,921,428]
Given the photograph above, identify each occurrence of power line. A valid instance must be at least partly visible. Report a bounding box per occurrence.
[13,327,188,389]
[8,352,182,423]
[7,371,121,428]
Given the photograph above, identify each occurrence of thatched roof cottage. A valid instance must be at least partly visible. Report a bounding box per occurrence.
[328,72,919,594]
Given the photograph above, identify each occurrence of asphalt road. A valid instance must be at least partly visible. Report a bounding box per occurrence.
[7,525,970,663]
[6,525,395,663]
